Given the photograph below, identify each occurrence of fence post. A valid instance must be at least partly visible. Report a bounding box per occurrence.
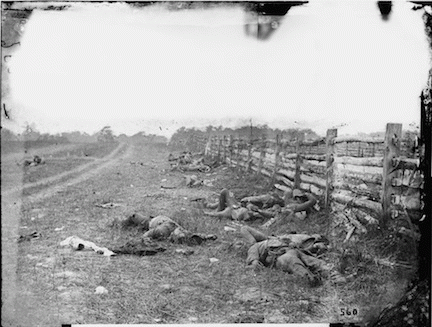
[240,139,245,172]
[237,139,242,171]
[382,123,402,227]
[419,85,431,280]
[325,129,338,209]
[247,138,252,173]
[217,136,221,162]
[257,136,266,176]
[294,136,302,189]
[221,135,224,163]
[228,135,233,167]
[272,134,280,183]
[205,136,211,157]
[223,135,228,163]
[213,136,217,159]
[209,136,214,159]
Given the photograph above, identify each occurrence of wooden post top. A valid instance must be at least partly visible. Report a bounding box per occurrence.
[382,123,403,227]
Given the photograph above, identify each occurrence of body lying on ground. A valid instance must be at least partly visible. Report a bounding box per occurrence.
[168,151,213,172]
[203,188,317,224]
[240,226,345,286]
[122,213,217,245]
[170,158,211,173]
[168,151,192,164]
[20,155,45,167]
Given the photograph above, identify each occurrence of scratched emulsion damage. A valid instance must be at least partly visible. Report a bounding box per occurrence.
[3,103,11,119]
[1,2,70,121]
[1,4,69,325]
[1,5,30,121]
[126,1,305,41]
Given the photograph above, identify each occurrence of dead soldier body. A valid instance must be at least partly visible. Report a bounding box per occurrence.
[203,188,317,223]
[170,154,211,173]
[262,189,318,228]
[123,213,217,245]
[240,226,345,286]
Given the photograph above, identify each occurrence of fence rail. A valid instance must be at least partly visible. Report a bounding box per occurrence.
[196,123,423,231]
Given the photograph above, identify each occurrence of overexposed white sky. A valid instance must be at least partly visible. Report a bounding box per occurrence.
[4,1,431,138]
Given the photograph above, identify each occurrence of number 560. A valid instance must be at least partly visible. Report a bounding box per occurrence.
[340,308,358,316]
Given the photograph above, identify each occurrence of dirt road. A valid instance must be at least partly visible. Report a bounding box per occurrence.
[1,141,132,326]
[1,143,85,162]
[2,142,128,197]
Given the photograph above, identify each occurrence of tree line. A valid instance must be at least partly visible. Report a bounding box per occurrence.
[1,124,168,144]
[169,124,322,151]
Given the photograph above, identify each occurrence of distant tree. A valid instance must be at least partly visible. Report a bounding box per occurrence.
[22,122,41,141]
[37,133,52,141]
[1,127,18,141]
[117,134,129,142]
[96,126,115,143]
[130,131,148,143]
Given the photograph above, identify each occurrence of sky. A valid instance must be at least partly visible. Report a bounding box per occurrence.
[3,1,431,138]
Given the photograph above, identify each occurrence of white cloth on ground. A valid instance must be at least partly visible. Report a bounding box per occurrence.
[60,236,116,256]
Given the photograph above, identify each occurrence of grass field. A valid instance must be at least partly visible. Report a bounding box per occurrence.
[2,141,417,326]
[1,141,121,196]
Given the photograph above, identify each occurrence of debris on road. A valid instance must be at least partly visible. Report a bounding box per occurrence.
[35,257,55,268]
[60,236,116,256]
[54,226,65,232]
[95,202,122,209]
[175,248,194,255]
[159,284,174,292]
[130,161,144,166]
[18,231,41,242]
[112,238,166,256]
[209,257,219,264]
[95,286,108,294]
[185,174,203,187]
[160,185,177,189]
[203,179,214,187]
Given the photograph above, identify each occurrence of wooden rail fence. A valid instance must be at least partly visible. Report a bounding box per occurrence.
[197,123,423,234]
